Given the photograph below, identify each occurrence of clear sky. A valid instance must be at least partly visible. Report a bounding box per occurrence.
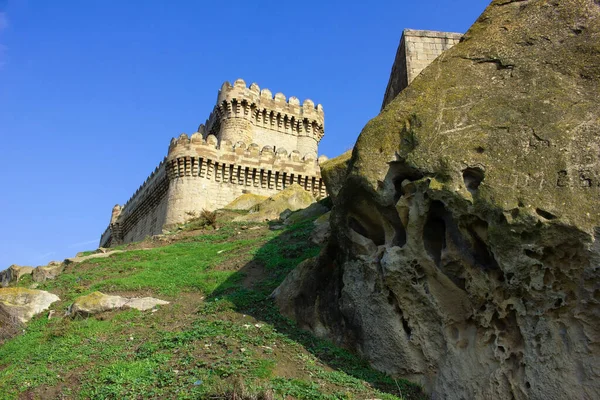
[0,0,490,268]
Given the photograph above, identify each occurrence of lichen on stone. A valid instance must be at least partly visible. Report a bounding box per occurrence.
[274,1,600,399]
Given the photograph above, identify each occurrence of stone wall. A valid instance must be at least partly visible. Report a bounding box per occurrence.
[163,133,325,228]
[382,29,462,109]
[100,160,170,247]
[100,132,326,247]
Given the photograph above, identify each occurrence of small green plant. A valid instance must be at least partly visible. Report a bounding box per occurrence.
[201,208,218,229]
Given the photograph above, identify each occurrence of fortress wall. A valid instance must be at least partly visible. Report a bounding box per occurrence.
[382,29,463,109]
[296,136,319,159]
[99,160,169,247]
[162,133,325,227]
[219,117,253,144]
[251,125,299,155]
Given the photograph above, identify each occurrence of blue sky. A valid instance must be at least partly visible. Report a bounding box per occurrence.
[0,0,490,268]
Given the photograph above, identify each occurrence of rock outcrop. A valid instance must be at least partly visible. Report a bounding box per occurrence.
[32,261,64,283]
[274,1,600,399]
[283,202,329,226]
[69,291,169,316]
[234,184,316,223]
[225,193,268,211]
[0,288,60,323]
[320,150,351,201]
[0,265,34,286]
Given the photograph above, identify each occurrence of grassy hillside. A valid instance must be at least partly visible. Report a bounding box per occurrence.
[0,212,425,399]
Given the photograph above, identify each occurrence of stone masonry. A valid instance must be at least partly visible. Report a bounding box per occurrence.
[382,29,463,109]
[100,79,326,247]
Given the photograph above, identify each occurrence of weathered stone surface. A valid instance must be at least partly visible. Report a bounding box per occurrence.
[0,302,23,341]
[310,211,331,245]
[275,1,600,399]
[224,193,268,211]
[320,150,351,201]
[0,287,60,323]
[69,291,169,316]
[9,265,35,282]
[65,250,124,264]
[234,184,316,223]
[0,265,34,287]
[283,202,329,226]
[32,261,64,283]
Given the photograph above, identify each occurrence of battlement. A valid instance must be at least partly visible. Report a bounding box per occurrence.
[167,132,324,165]
[200,79,324,151]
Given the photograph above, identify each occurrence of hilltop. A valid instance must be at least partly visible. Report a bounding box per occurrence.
[0,208,425,400]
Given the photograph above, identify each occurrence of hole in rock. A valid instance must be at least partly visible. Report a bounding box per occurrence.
[462,167,485,195]
[467,219,499,270]
[492,313,507,332]
[535,208,557,220]
[525,382,531,389]
[440,262,466,290]
[524,249,541,259]
[475,146,485,154]
[424,201,447,267]
[402,317,412,339]
[554,298,563,308]
[380,207,407,247]
[451,326,460,340]
[386,161,424,203]
[348,216,384,246]
[543,269,554,286]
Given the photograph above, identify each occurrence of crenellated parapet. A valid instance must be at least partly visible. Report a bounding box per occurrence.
[199,79,324,149]
[166,132,326,196]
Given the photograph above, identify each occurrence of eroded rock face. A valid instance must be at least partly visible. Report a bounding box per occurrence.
[275,1,600,399]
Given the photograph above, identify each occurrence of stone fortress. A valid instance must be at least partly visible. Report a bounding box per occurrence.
[99,28,462,248]
[100,79,326,247]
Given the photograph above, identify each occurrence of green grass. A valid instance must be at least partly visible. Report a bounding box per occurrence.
[0,217,425,399]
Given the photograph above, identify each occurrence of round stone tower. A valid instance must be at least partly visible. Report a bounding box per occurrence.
[205,78,325,158]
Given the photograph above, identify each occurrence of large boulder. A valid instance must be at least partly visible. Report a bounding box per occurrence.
[224,193,268,211]
[0,265,34,286]
[274,1,600,399]
[0,287,60,323]
[32,261,64,283]
[234,184,315,223]
[69,291,169,316]
[283,201,330,226]
[10,265,35,282]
